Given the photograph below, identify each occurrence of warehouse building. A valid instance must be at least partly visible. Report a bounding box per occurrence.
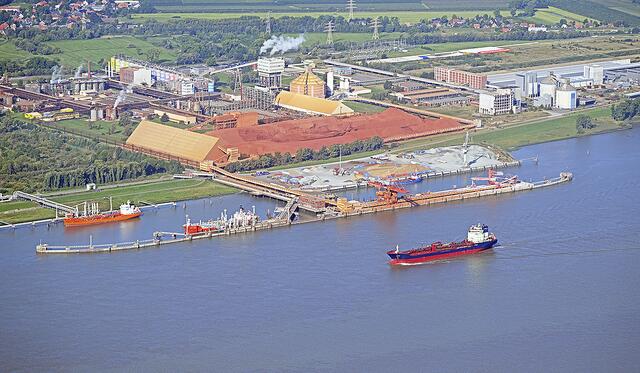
[434,67,487,89]
[125,120,235,167]
[119,67,152,86]
[391,88,469,107]
[479,88,518,115]
[275,91,354,116]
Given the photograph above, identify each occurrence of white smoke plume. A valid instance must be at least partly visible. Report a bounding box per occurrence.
[50,65,63,84]
[260,34,305,56]
[74,64,83,78]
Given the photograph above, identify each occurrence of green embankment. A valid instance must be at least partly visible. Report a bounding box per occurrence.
[0,179,237,224]
[393,106,624,153]
[473,107,620,150]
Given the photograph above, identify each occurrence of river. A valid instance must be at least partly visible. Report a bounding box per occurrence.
[1,127,639,372]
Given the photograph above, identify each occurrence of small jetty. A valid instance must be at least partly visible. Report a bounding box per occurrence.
[35,171,573,255]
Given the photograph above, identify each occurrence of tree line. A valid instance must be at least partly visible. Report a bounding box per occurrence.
[611,98,640,122]
[225,137,384,173]
[0,115,183,193]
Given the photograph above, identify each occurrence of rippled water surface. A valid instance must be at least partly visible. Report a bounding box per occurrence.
[1,128,640,372]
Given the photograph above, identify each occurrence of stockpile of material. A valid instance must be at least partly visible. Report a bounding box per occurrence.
[209,108,466,156]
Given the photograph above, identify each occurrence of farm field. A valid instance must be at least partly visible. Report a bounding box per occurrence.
[291,32,403,45]
[132,10,513,24]
[0,41,32,61]
[597,0,640,17]
[524,6,594,24]
[43,36,176,67]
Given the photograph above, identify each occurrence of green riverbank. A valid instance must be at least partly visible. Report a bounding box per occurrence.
[0,179,237,224]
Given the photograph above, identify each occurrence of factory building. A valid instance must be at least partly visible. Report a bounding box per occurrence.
[391,88,469,107]
[478,88,517,115]
[584,65,604,86]
[180,81,195,95]
[153,109,197,125]
[71,77,107,94]
[125,120,234,167]
[289,67,326,98]
[538,74,558,105]
[533,73,578,109]
[119,67,152,86]
[434,67,487,89]
[515,72,539,97]
[257,58,285,89]
[275,91,353,116]
[555,83,577,110]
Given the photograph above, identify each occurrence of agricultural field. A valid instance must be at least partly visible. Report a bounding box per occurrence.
[597,0,640,17]
[422,0,510,10]
[0,41,32,61]
[44,36,176,67]
[147,0,513,12]
[523,6,594,25]
[291,32,403,45]
[132,10,512,24]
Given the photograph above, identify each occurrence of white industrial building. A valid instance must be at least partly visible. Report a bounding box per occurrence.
[479,88,518,116]
[257,58,285,89]
[533,73,577,109]
[489,59,638,90]
[180,81,195,95]
[584,65,604,86]
[556,83,577,110]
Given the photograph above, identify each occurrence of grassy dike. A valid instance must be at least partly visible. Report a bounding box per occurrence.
[393,105,626,153]
[0,179,237,224]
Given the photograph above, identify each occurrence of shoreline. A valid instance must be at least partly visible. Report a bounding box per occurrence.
[1,116,633,226]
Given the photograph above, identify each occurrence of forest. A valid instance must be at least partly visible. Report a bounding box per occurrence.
[0,115,183,193]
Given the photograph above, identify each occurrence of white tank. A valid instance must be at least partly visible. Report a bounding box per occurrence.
[556,84,577,109]
[326,70,334,96]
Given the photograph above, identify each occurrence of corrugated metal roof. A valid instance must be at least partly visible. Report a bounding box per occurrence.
[126,120,225,163]
[290,69,325,86]
[275,91,354,116]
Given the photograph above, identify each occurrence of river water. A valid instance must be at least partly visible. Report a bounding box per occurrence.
[2,128,640,372]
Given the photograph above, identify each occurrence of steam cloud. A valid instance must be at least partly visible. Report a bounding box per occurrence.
[113,84,133,109]
[260,34,305,56]
[50,65,63,84]
[74,64,83,78]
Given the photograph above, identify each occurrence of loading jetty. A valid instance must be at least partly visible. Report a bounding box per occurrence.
[35,171,573,254]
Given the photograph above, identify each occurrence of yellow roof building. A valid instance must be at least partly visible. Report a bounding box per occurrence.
[290,68,326,98]
[125,120,229,164]
[275,91,354,116]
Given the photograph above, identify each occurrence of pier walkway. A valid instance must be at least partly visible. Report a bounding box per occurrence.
[12,191,77,215]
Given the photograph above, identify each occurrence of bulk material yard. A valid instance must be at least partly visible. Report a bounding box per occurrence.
[253,145,512,191]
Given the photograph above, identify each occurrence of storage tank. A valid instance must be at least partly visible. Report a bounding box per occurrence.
[539,74,557,105]
[326,70,334,96]
[555,83,577,110]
